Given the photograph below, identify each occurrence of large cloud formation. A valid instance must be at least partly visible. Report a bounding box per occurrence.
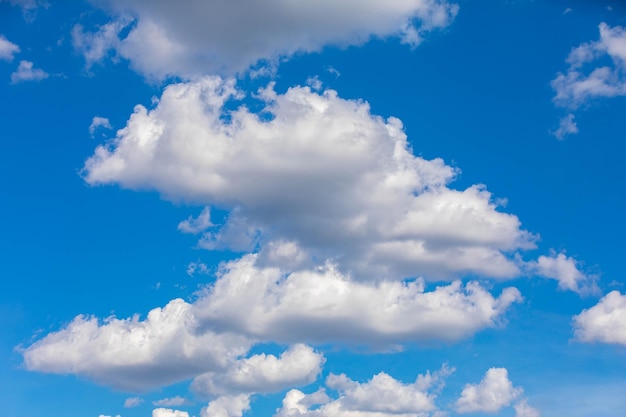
[72,0,458,79]
[21,253,520,391]
[194,254,522,345]
[83,76,552,282]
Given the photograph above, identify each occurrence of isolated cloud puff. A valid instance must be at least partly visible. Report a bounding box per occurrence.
[73,0,458,79]
[21,298,252,391]
[84,76,543,282]
[455,368,522,413]
[552,23,626,109]
[10,60,48,83]
[573,290,626,345]
[527,252,597,295]
[192,344,324,397]
[194,253,522,345]
[0,35,20,61]
[276,366,451,417]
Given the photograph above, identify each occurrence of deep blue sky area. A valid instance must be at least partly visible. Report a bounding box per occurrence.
[1,1,626,417]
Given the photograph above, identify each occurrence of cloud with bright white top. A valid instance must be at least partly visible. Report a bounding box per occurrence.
[455,368,538,416]
[192,344,324,397]
[71,0,458,80]
[574,290,626,346]
[276,365,452,417]
[81,76,587,285]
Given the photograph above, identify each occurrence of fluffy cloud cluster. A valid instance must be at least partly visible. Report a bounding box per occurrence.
[21,298,252,391]
[72,0,458,79]
[455,368,538,416]
[83,76,551,282]
[195,253,522,345]
[574,290,626,345]
[192,344,324,396]
[277,366,451,417]
[455,368,521,413]
[552,23,626,109]
[21,251,520,391]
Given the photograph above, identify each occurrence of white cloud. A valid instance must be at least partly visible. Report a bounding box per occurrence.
[276,366,452,417]
[514,399,540,417]
[573,290,626,345]
[89,116,113,136]
[552,23,626,109]
[124,396,143,408]
[551,113,578,140]
[455,368,522,413]
[153,396,188,407]
[192,344,324,396]
[76,0,458,79]
[83,77,544,282]
[153,408,190,417]
[21,298,252,391]
[178,207,213,234]
[20,250,521,391]
[194,254,522,345]
[201,395,251,417]
[10,60,48,83]
[0,35,20,61]
[527,252,597,295]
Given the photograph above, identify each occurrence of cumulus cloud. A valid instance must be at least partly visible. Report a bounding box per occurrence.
[551,113,578,140]
[74,0,458,79]
[276,366,452,417]
[573,290,626,345]
[124,396,143,407]
[201,395,251,417]
[21,298,252,391]
[89,116,113,136]
[552,23,626,109]
[10,60,48,83]
[0,35,20,61]
[20,250,521,391]
[194,253,522,345]
[527,252,597,295]
[153,408,190,417]
[192,344,324,396]
[455,368,522,413]
[83,77,543,282]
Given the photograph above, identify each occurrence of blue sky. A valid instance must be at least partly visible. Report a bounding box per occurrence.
[1,1,626,416]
